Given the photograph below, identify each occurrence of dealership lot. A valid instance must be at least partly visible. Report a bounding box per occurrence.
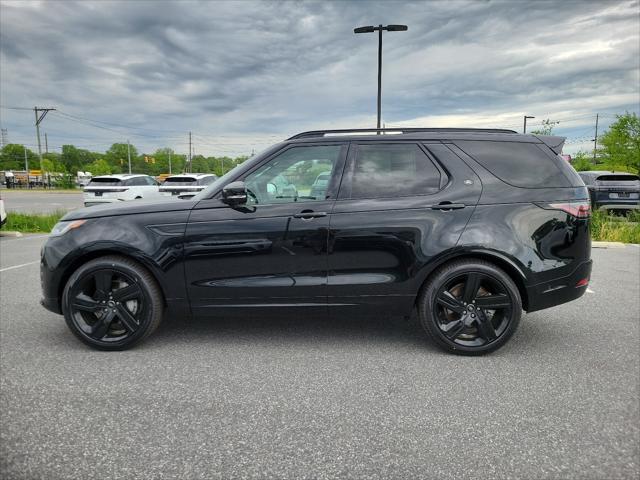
[0,236,638,479]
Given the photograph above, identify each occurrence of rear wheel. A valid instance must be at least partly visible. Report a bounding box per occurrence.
[62,255,163,350]
[418,259,522,355]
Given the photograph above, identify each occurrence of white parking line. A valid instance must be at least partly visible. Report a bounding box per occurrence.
[0,261,39,272]
[587,288,595,294]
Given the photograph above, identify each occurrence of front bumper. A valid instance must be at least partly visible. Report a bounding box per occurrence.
[526,259,593,312]
[596,203,639,211]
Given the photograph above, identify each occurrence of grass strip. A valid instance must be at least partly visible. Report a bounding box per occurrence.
[2,211,66,233]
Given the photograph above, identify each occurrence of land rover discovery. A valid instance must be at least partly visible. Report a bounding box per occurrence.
[41,128,592,355]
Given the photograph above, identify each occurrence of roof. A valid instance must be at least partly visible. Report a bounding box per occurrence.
[93,174,150,179]
[166,173,216,179]
[286,128,565,154]
[578,171,639,176]
[289,127,517,139]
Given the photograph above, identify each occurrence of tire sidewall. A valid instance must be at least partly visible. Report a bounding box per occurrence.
[420,261,522,355]
[62,259,157,350]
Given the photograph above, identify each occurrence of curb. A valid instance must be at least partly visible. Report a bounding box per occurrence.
[592,241,626,249]
[0,231,23,238]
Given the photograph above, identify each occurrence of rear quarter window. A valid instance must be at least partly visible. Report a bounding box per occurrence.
[455,141,575,188]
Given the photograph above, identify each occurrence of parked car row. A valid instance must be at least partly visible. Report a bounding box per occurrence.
[83,173,217,207]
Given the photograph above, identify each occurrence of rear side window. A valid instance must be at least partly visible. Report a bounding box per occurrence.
[349,144,442,199]
[456,141,573,188]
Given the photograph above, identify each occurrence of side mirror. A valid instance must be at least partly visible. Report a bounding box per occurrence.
[222,181,248,206]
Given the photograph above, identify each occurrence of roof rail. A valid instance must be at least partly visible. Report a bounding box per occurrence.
[288,127,518,140]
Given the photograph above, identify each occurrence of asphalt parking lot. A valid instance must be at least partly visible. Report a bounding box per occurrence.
[0,190,84,214]
[0,235,638,480]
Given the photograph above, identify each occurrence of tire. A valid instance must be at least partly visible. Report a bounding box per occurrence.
[418,259,522,355]
[62,255,164,350]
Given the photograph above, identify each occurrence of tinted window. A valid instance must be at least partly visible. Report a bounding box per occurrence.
[349,144,441,199]
[165,177,197,186]
[88,178,122,186]
[456,141,572,188]
[244,145,342,204]
[596,175,640,184]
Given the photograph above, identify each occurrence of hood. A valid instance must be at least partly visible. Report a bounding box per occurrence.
[62,198,196,221]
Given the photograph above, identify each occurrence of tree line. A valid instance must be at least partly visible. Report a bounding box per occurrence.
[0,142,250,177]
[1,112,638,178]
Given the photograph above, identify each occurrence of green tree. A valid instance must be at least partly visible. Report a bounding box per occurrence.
[0,144,38,171]
[597,112,640,173]
[61,145,95,173]
[87,159,112,176]
[531,119,559,136]
[571,151,594,172]
[104,143,138,173]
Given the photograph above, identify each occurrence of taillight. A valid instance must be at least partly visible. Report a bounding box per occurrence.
[547,201,591,218]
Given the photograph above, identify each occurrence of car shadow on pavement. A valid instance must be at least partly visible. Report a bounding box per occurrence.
[150,312,438,352]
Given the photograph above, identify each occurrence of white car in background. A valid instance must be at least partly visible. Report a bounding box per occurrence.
[0,194,6,227]
[159,173,217,197]
[83,174,161,207]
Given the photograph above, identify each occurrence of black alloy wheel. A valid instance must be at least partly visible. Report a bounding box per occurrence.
[62,255,163,350]
[419,259,522,355]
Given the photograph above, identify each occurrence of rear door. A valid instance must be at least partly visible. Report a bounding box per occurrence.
[327,142,482,317]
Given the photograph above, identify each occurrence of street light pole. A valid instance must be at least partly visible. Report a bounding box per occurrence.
[523,115,535,134]
[354,24,408,131]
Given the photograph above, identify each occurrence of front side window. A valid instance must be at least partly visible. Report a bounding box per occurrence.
[243,145,342,204]
[349,144,442,199]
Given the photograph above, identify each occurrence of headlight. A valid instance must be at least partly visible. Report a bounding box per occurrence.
[50,220,86,236]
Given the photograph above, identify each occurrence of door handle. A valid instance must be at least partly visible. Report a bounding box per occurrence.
[431,202,465,211]
[293,210,327,219]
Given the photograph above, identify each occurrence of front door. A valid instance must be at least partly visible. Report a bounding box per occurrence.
[184,143,347,317]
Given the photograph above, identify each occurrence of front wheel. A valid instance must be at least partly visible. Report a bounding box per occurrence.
[418,259,522,355]
[62,255,164,350]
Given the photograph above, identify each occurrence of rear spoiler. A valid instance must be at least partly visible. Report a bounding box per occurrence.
[534,135,566,155]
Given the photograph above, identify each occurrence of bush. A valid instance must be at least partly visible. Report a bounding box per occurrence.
[590,210,640,244]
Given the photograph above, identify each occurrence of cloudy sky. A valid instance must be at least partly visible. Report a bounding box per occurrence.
[1,0,639,157]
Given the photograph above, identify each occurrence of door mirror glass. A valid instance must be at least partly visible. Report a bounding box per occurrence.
[222,181,248,206]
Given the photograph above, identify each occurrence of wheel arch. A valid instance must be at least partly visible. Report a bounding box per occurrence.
[416,249,530,311]
[58,249,168,309]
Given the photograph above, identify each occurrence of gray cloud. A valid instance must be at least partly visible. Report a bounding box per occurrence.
[1,0,638,156]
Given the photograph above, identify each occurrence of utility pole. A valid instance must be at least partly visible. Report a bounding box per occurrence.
[34,107,55,177]
[127,139,132,174]
[44,133,48,154]
[168,151,172,174]
[593,113,599,164]
[188,131,192,173]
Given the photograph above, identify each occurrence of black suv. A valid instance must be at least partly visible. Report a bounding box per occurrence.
[41,128,592,355]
